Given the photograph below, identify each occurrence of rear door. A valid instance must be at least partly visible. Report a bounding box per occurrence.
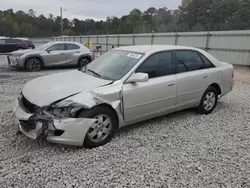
[64,43,81,65]
[0,39,17,53]
[0,39,7,53]
[42,43,66,66]
[174,50,216,109]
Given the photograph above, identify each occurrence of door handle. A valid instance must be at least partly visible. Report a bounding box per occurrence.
[168,83,175,87]
[60,53,65,55]
[203,76,208,79]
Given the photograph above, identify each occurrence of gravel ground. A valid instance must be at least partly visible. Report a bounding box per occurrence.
[0,55,250,188]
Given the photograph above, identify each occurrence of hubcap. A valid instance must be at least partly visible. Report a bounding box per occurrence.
[27,59,41,71]
[203,92,216,111]
[80,59,89,68]
[87,114,112,143]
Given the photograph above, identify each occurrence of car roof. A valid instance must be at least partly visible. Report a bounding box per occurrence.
[52,41,83,45]
[115,45,201,54]
[115,45,221,66]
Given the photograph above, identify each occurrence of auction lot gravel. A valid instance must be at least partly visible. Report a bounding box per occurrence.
[0,55,250,188]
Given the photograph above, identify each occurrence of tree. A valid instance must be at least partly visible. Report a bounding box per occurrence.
[0,1,249,37]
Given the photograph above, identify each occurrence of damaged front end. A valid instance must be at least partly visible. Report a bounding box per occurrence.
[13,93,99,146]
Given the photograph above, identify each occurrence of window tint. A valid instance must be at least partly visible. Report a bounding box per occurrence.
[8,39,24,44]
[66,43,80,50]
[47,44,65,51]
[136,51,173,78]
[175,51,203,73]
[0,39,6,44]
[199,53,215,68]
[25,40,33,45]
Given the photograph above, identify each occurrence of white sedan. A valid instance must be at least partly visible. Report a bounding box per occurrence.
[13,45,234,148]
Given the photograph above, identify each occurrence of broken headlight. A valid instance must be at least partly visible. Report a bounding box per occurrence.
[47,107,74,119]
[46,106,81,119]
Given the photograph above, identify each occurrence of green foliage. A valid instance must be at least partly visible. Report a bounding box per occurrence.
[0,0,250,37]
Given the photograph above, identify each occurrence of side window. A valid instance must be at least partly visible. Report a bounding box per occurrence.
[136,51,173,79]
[0,39,6,44]
[47,44,65,51]
[8,39,22,44]
[66,44,80,50]
[199,53,215,68]
[175,50,204,73]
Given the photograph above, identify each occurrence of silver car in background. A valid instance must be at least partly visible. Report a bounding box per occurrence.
[7,41,94,71]
[13,45,234,148]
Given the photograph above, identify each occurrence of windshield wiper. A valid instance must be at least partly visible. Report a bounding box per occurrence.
[87,69,101,78]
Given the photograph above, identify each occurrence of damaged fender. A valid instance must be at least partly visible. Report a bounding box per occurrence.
[54,90,111,109]
[47,118,97,146]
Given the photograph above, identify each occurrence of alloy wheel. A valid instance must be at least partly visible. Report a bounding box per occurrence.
[87,114,112,143]
[203,92,216,111]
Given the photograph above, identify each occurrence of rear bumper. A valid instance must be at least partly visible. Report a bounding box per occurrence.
[13,98,96,146]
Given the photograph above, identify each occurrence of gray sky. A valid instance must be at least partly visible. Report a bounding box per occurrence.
[1,0,182,20]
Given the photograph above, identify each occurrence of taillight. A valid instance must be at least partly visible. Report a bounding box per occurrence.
[24,44,28,48]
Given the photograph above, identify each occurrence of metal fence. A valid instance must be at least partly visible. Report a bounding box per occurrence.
[33,30,250,66]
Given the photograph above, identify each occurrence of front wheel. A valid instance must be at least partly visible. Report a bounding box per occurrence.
[78,57,90,68]
[25,58,42,72]
[78,106,117,148]
[197,86,218,115]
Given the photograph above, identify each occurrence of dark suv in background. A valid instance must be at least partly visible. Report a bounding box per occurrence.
[25,40,35,49]
[14,38,35,49]
[0,38,29,53]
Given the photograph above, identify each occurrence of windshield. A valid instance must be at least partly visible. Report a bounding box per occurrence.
[85,50,144,81]
[36,42,53,50]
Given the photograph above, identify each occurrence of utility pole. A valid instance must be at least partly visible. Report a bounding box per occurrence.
[60,7,63,36]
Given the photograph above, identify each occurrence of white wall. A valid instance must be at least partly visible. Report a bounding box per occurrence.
[36,30,250,66]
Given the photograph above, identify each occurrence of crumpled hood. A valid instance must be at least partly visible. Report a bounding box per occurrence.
[22,70,112,107]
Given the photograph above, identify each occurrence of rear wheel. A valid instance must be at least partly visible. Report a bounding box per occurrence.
[197,86,218,115]
[78,106,117,148]
[78,57,90,68]
[25,58,42,72]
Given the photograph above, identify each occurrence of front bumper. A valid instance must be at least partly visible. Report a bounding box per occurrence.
[13,98,96,146]
[7,55,21,68]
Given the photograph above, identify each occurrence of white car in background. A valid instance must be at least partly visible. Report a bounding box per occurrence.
[13,45,234,148]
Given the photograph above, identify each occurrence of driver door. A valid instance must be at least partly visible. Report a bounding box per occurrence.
[122,51,177,123]
[42,43,66,66]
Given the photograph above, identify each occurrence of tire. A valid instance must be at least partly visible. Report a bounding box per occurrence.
[78,106,118,148]
[197,86,218,115]
[25,58,42,72]
[78,57,90,68]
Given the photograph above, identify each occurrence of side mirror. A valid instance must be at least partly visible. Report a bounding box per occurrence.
[126,72,149,83]
[46,49,52,53]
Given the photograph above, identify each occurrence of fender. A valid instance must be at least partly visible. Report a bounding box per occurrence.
[24,54,45,66]
[77,54,92,63]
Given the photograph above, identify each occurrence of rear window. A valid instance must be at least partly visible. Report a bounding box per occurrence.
[66,43,80,50]
[25,40,34,45]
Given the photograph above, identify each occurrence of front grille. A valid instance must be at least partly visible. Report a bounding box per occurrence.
[21,96,37,113]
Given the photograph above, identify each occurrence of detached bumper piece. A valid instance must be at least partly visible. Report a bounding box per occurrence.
[13,98,53,140]
[13,97,97,146]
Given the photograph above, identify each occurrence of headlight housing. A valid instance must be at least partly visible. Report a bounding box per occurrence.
[47,107,74,119]
[46,106,82,119]
[12,53,24,57]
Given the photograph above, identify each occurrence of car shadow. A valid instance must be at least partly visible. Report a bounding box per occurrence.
[116,100,226,137]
